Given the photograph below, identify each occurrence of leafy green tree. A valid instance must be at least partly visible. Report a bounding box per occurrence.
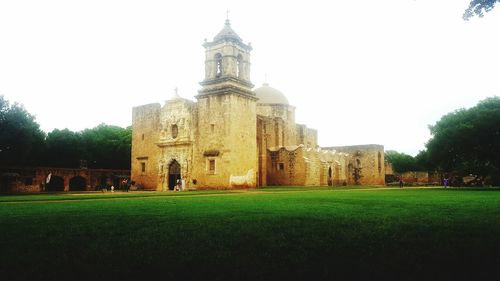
[464,0,499,20]
[414,150,434,172]
[42,129,84,168]
[385,150,420,173]
[426,97,500,184]
[81,124,131,169]
[0,95,45,166]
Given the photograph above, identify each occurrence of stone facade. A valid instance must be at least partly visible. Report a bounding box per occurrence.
[323,145,386,185]
[131,20,385,190]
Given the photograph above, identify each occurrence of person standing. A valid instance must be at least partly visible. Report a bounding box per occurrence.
[399,176,404,188]
[443,177,449,188]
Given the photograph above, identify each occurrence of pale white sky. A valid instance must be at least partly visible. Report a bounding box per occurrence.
[1,0,499,156]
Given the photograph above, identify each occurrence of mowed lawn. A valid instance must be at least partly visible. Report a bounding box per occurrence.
[1,187,500,280]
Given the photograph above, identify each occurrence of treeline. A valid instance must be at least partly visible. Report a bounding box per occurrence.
[386,97,500,185]
[0,95,131,169]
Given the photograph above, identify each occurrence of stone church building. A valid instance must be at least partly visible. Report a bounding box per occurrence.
[131,19,385,190]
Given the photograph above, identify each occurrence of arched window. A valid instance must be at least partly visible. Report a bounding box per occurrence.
[215,53,222,78]
[236,54,243,78]
[171,124,178,139]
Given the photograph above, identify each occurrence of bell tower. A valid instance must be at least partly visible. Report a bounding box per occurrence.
[194,18,257,188]
[199,18,254,96]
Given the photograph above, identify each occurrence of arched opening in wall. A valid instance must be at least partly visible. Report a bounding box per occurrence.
[168,160,181,190]
[236,54,242,78]
[69,176,86,191]
[215,53,222,78]
[46,176,64,192]
[378,152,382,175]
[328,166,333,185]
[354,159,362,185]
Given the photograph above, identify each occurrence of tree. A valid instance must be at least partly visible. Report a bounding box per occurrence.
[464,0,499,20]
[0,95,45,166]
[425,97,500,184]
[385,150,420,173]
[81,124,131,169]
[41,129,84,168]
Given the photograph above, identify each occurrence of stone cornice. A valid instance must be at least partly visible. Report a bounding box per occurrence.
[200,76,254,88]
[197,85,258,101]
[156,140,193,148]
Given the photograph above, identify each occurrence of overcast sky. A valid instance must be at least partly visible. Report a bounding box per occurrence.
[1,0,499,156]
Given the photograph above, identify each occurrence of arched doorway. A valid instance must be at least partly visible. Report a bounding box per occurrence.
[168,160,181,190]
[328,166,333,186]
[46,176,64,191]
[69,176,86,191]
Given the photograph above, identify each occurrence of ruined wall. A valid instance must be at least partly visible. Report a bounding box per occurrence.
[131,103,161,190]
[324,144,385,185]
[256,104,297,147]
[296,124,318,149]
[1,167,129,193]
[303,148,321,186]
[318,149,350,186]
[399,171,431,184]
[267,146,305,186]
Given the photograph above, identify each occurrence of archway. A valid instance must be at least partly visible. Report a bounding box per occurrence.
[46,176,64,191]
[69,176,86,191]
[328,166,333,186]
[168,160,181,190]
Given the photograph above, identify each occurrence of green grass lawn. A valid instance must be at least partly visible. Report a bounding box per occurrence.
[1,186,499,280]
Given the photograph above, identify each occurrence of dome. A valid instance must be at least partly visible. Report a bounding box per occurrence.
[254,83,289,105]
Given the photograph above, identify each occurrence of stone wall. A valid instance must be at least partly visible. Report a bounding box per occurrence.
[267,146,305,186]
[324,144,385,186]
[296,124,318,149]
[192,94,257,189]
[1,167,130,193]
[131,103,161,190]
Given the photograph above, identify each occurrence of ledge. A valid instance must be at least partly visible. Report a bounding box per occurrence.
[156,140,193,147]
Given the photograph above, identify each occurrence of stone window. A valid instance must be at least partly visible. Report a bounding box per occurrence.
[277,163,285,171]
[211,124,215,133]
[142,133,144,140]
[171,125,178,139]
[215,53,222,78]
[208,159,216,174]
[141,162,146,173]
